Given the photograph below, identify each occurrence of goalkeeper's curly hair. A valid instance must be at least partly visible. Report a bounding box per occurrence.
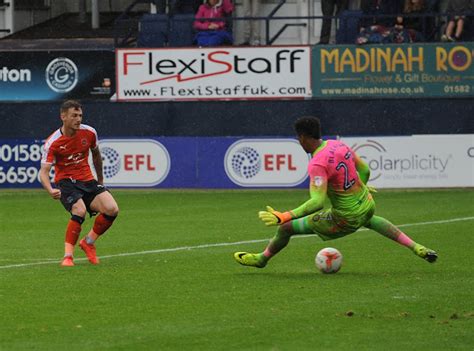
[294,116,321,139]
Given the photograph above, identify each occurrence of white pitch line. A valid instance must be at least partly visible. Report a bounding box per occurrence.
[1,216,473,270]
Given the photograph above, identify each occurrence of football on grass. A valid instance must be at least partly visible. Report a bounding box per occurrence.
[315,247,343,274]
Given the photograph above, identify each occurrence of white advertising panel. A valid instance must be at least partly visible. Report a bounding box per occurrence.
[340,135,474,188]
[116,47,312,101]
[225,139,309,187]
[98,139,170,187]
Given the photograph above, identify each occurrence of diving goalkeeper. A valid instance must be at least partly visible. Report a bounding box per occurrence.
[234,116,438,268]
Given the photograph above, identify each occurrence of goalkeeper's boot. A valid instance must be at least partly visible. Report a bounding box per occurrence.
[61,256,74,267]
[234,252,267,268]
[79,239,100,265]
[414,244,438,263]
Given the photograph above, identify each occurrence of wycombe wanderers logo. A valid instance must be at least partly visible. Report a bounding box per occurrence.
[231,147,261,179]
[45,57,79,93]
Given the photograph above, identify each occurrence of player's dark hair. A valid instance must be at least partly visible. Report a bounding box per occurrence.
[60,100,82,113]
[294,116,321,139]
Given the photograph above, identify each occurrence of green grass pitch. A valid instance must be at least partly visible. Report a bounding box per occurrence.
[0,189,473,350]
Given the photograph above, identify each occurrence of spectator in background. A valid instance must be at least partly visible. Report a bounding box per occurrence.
[395,0,427,42]
[194,0,234,46]
[441,0,470,41]
[155,0,167,13]
[242,0,261,45]
[425,0,440,12]
[169,0,201,15]
[360,0,403,29]
[319,0,349,44]
[437,0,449,13]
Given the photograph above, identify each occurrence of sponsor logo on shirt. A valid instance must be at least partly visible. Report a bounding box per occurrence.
[314,176,323,187]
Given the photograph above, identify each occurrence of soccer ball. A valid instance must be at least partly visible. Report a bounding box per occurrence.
[315,247,343,274]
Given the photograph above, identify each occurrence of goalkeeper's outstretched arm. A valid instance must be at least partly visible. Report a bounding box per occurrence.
[354,152,370,185]
[258,173,327,226]
[288,177,327,218]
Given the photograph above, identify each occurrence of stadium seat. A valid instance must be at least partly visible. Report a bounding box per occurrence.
[137,13,169,47]
[169,14,195,47]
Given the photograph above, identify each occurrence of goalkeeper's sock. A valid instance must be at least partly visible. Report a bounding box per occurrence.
[366,215,416,250]
[262,224,293,260]
[262,248,273,259]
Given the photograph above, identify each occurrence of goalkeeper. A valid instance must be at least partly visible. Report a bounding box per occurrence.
[234,116,438,268]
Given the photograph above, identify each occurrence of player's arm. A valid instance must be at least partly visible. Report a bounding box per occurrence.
[259,166,327,226]
[91,146,104,184]
[289,166,327,218]
[39,163,60,200]
[354,152,370,185]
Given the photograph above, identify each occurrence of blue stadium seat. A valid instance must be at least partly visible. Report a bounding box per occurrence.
[137,13,169,47]
[169,14,195,47]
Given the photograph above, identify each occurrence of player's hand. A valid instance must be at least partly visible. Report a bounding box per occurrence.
[367,185,377,193]
[258,206,292,226]
[49,188,61,200]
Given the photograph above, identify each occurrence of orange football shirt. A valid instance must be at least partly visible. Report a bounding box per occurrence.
[41,124,98,183]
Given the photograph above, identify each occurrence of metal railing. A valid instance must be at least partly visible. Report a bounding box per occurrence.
[0,0,13,38]
[113,2,474,47]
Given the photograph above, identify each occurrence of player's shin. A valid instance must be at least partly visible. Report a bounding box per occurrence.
[88,213,117,241]
[366,216,416,249]
[262,222,294,260]
[64,215,84,256]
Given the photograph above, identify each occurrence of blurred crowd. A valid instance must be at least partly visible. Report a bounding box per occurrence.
[147,0,474,46]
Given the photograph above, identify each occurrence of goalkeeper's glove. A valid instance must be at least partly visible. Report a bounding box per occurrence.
[258,206,293,226]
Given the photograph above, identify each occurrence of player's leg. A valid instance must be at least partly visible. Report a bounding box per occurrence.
[87,191,119,240]
[57,179,87,266]
[79,190,119,264]
[235,209,345,268]
[364,215,437,263]
[234,219,313,268]
[62,199,87,266]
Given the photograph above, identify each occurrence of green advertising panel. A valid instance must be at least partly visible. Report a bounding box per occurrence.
[312,43,474,98]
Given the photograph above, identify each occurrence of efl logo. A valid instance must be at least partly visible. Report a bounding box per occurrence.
[224,139,309,187]
[99,139,170,187]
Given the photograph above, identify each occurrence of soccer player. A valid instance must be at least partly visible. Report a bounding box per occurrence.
[234,116,437,268]
[39,100,119,267]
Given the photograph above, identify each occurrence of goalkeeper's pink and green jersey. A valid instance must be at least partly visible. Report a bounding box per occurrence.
[304,139,372,219]
[308,140,371,217]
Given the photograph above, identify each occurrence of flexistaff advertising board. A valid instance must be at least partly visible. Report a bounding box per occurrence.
[115,47,312,101]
